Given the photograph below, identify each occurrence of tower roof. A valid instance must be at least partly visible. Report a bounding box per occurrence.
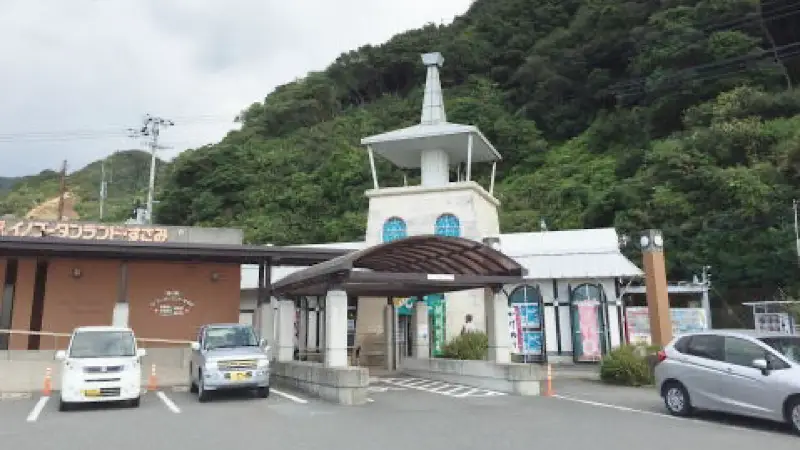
[361,123,500,169]
[361,52,501,168]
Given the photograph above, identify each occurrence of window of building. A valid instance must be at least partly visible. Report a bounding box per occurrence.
[434,213,461,237]
[508,285,544,361]
[382,217,407,242]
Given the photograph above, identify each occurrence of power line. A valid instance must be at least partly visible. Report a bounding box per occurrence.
[611,41,800,97]
[0,114,236,142]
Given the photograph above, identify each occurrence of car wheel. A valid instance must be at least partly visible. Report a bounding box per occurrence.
[787,398,800,435]
[197,371,210,403]
[58,398,71,412]
[256,387,270,399]
[130,397,141,408]
[663,381,692,417]
[189,364,198,393]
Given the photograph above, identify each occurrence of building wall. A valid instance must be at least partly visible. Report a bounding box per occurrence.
[364,182,500,245]
[127,262,240,345]
[38,259,120,349]
[444,289,485,341]
[9,259,37,350]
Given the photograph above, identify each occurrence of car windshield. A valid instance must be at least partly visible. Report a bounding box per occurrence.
[69,331,136,358]
[759,336,800,363]
[204,326,258,350]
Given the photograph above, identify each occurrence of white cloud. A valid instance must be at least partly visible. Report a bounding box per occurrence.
[0,0,473,176]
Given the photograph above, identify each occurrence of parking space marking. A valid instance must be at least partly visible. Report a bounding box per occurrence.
[25,396,49,422]
[377,377,507,398]
[271,388,308,404]
[551,394,794,438]
[552,394,680,421]
[156,391,181,414]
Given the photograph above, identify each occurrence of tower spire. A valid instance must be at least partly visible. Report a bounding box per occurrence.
[420,52,446,125]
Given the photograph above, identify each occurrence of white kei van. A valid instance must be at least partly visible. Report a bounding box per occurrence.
[55,326,146,411]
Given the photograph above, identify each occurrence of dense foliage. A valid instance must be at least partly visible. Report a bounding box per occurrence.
[4,0,800,302]
[0,150,164,222]
[599,344,656,386]
[441,332,489,360]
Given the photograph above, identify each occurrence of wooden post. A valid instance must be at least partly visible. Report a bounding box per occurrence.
[640,229,672,347]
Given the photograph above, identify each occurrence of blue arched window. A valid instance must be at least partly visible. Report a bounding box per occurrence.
[434,213,461,237]
[508,285,541,307]
[382,217,407,242]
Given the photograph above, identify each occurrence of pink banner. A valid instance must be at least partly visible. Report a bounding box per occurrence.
[514,305,523,350]
[577,303,601,360]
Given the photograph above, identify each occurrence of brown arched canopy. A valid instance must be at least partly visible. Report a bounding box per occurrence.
[271,235,525,297]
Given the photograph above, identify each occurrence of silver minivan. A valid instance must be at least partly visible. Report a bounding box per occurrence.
[654,329,800,435]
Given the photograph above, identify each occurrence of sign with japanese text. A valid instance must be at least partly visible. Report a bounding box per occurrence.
[150,290,195,317]
[0,219,168,242]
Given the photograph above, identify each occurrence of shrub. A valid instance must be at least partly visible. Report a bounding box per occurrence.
[441,332,488,360]
[599,344,654,386]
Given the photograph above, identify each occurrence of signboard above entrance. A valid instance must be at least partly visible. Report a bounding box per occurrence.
[0,219,168,242]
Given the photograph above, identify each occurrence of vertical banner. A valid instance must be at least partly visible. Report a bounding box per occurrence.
[508,305,522,354]
[575,301,602,361]
[427,294,447,357]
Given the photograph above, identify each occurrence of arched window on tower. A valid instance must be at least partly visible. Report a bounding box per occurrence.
[434,213,461,237]
[382,217,407,242]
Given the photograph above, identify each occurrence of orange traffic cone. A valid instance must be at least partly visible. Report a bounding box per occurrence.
[43,367,52,396]
[543,363,554,397]
[147,364,157,391]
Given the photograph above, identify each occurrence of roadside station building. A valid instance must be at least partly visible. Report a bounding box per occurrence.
[0,219,345,350]
[242,52,648,367]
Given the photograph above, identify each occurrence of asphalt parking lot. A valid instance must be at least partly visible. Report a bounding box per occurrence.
[0,377,797,450]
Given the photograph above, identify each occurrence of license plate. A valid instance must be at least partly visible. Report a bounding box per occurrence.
[231,371,251,381]
[82,389,101,397]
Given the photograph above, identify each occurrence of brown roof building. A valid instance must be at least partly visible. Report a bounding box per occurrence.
[0,219,346,350]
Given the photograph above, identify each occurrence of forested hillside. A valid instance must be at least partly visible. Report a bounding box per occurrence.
[4,0,800,301]
[0,150,165,222]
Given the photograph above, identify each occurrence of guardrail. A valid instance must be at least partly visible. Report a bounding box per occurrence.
[0,328,193,350]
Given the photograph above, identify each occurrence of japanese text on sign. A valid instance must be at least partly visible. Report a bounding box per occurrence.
[0,220,168,242]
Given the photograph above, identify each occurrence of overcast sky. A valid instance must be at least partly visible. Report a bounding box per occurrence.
[0,0,473,177]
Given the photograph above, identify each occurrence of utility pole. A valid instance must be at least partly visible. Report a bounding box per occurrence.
[56,160,67,221]
[794,199,799,265]
[99,159,109,220]
[128,115,173,224]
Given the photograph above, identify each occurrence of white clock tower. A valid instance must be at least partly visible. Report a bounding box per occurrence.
[359,52,503,341]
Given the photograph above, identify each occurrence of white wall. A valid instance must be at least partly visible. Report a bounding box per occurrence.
[364,181,500,245]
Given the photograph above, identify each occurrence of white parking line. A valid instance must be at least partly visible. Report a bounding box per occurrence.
[156,391,181,414]
[26,396,49,422]
[552,394,680,420]
[550,394,790,437]
[271,388,308,404]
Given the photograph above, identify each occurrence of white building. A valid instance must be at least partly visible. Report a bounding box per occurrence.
[241,52,643,365]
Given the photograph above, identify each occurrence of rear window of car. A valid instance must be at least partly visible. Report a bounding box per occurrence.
[684,334,724,360]
[673,336,691,353]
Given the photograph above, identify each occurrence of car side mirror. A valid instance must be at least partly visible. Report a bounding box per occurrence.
[137,348,147,358]
[190,341,200,351]
[752,358,769,374]
[55,350,66,361]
